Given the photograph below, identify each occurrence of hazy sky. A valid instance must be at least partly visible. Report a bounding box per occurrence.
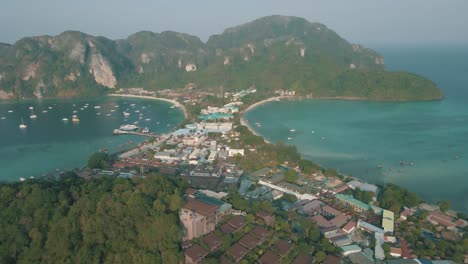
[1,0,467,45]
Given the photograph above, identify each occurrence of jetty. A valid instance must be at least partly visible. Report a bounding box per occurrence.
[112,128,157,138]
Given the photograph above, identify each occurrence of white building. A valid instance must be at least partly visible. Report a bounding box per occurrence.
[208,151,218,162]
[228,149,244,157]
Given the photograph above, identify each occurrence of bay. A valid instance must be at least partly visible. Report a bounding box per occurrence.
[0,96,183,181]
[245,45,468,212]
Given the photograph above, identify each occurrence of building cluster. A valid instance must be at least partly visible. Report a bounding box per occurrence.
[180,189,305,264]
[274,89,296,96]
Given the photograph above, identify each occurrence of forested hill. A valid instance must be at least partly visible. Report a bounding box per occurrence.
[0,15,443,101]
[0,174,185,263]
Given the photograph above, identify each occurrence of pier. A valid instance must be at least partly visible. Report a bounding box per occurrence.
[112,129,158,138]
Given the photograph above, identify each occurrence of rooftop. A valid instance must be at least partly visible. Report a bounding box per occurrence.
[335,194,371,211]
[258,250,280,264]
[274,239,291,256]
[292,253,313,264]
[185,244,208,262]
[183,198,219,216]
[202,232,222,251]
[226,242,249,262]
[238,233,260,249]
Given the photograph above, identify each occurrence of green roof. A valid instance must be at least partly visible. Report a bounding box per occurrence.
[199,113,233,120]
[335,194,370,210]
[195,193,225,206]
[340,244,362,252]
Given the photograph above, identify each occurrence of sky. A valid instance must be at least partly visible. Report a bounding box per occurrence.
[1,0,467,45]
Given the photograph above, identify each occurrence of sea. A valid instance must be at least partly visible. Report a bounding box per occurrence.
[245,45,468,212]
[0,97,183,181]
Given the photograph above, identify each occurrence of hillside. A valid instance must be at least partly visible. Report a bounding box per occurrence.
[0,15,443,101]
[0,174,185,263]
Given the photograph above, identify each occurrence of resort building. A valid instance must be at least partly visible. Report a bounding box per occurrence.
[382,209,395,233]
[180,196,232,240]
[335,194,370,213]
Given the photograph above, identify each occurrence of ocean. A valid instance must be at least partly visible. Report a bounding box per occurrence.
[0,97,183,181]
[245,45,468,212]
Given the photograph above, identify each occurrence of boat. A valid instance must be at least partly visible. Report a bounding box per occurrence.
[19,177,26,182]
[62,117,69,122]
[42,110,48,113]
[30,110,37,119]
[287,137,292,140]
[106,113,111,116]
[130,103,136,107]
[123,112,130,117]
[97,112,101,115]
[8,110,13,113]
[119,124,139,131]
[72,116,80,123]
[94,105,101,109]
[48,106,53,110]
[145,118,151,121]
[1,117,5,120]
[289,129,296,132]
[29,106,34,110]
[19,118,27,129]
[135,110,140,113]
[73,110,78,113]
[139,116,143,120]
[142,127,150,133]
[170,105,176,109]
[311,130,315,134]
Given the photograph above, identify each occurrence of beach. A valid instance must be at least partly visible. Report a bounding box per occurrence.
[108,94,188,118]
[240,96,289,144]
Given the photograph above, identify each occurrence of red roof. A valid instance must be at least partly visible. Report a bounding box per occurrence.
[220,223,236,234]
[202,232,222,251]
[390,247,402,256]
[342,221,356,233]
[400,209,413,217]
[227,215,247,229]
[251,226,271,240]
[335,184,350,193]
[183,198,219,216]
[274,240,291,256]
[428,211,455,227]
[311,215,333,228]
[238,234,261,249]
[227,243,249,262]
[400,238,410,259]
[292,253,313,264]
[185,244,208,263]
[258,250,280,264]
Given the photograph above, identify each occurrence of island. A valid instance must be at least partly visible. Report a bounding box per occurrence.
[0,15,443,101]
[0,86,465,264]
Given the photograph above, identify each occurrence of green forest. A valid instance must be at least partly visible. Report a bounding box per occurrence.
[0,173,185,264]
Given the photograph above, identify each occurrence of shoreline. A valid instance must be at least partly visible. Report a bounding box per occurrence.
[108,94,188,119]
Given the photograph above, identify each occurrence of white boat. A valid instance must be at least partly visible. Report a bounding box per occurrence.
[135,110,140,113]
[123,112,130,117]
[19,118,27,129]
[145,118,151,121]
[72,114,77,118]
[311,130,315,133]
[29,106,34,110]
[106,113,111,116]
[97,112,101,115]
[30,110,37,119]
[130,103,136,107]
[110,109,115,112]
[80,108,84,110]
[119,124,139,131]
[19,177,26,182]
[133,121,139,125]
[72,116,80,123]
[94,105,101,109]
[1,117,5,120]
[8,110,13,113]
[73,110,78,114]
[42,110,48,113]
[48,106,53,110]
[170,105,176,109]
[287,137,292,140]
[62,117,69,122]
[289,129,296,132]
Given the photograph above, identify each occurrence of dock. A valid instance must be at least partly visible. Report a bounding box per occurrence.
[112,129,158,138]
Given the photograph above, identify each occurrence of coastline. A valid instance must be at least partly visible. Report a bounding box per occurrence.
[240,96,289,144]
[108,94,188,119]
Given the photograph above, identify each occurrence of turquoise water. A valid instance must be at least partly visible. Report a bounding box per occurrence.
[246,45,468,212]
[0,97,183,181]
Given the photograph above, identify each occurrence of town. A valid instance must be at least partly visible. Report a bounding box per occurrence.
[81,88,467,264]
